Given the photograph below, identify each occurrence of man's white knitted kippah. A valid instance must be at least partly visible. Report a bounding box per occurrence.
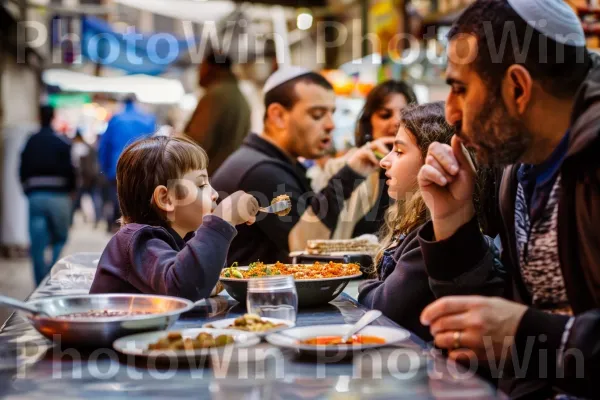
[507,0,586,46]
[263,66,312,95]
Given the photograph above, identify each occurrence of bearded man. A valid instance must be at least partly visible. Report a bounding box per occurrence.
[412,0,600,398]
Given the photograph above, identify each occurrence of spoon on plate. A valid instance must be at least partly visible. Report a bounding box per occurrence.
[0,294,50,317]
[340,310,383,343]
[268,310,383,345]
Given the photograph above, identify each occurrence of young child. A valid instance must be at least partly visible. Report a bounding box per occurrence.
[90,135,259,301]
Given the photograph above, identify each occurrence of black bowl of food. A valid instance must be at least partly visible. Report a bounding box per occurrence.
[219,262,362,308]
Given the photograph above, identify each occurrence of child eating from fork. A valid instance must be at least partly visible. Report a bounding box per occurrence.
[90,135,259,301]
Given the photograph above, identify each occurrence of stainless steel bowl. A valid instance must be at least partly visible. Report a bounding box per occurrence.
[24,294,194,348]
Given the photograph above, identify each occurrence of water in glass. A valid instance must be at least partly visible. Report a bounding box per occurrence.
[246,276,298,322]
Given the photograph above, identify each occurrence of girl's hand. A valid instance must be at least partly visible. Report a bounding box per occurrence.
[347,137,395,177]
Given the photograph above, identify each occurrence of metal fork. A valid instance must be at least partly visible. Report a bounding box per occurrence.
[259,200,292,214]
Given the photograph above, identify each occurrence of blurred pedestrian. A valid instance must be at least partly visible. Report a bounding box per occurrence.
[71,131,102,227]
[184,52,251,175]
[98,95,156,232]
[20,105,76,284]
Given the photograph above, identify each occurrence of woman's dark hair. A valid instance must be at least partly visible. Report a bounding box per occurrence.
[117,135,208,227]
[355,80,418,147]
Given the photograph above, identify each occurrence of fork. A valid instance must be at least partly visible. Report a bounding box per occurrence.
[259,199,292,214]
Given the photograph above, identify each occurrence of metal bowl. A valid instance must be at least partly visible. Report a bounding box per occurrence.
[24,294,194,348]
[220,266,362,308]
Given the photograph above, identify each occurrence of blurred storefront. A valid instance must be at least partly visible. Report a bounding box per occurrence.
[1,3,44,255]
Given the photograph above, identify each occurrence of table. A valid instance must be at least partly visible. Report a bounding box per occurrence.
[0,254,504,399]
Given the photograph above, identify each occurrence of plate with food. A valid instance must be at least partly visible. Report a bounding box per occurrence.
[113,328,260,360]
[203,314,295,337]
[219,262,362,307]
[265,325,410,356]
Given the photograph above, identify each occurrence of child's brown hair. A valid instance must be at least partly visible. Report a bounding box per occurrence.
[116,135,208,227]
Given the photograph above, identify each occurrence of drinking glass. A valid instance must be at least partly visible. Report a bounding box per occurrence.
[246,276,298,322]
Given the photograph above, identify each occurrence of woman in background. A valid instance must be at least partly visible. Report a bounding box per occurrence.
[325,80,418,239]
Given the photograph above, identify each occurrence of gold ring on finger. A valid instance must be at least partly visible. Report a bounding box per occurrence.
[453,331,462,350]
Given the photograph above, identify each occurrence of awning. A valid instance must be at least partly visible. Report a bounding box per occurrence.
[113,0,237,24]
[31,0,326,9]
[42,69,185,104]
[81,16,197,75]
[112,0,298,62]
[235,0,326,7]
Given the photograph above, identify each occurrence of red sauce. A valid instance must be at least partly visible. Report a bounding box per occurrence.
[300,335,386,346]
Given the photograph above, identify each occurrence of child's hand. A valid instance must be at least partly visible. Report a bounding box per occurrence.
[213,191,259,226]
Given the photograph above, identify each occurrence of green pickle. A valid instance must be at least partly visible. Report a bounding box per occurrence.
[373,150,386,160]
[215,335,234,347]
[232,269,244,279]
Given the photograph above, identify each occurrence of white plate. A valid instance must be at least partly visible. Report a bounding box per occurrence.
[113,328,260,359]
[202,317,295,337]
[265,325,410,356]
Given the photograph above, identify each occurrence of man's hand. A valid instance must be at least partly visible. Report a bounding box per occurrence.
[213,191,259,226]
[347,137,395,177]
[417,135,477,240]
[420,296,528,362]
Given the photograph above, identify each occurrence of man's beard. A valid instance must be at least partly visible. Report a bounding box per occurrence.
[465,93,532,167]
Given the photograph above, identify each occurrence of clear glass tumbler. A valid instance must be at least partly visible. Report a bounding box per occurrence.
[246,276,298,322]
